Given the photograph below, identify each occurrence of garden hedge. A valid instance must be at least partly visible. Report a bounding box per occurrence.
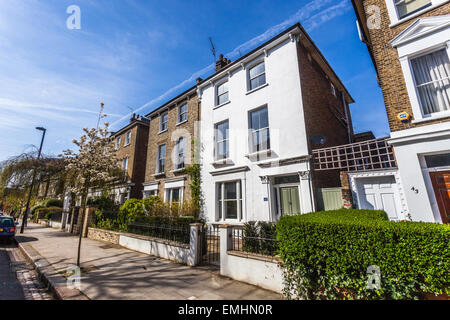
[277,209,450,300]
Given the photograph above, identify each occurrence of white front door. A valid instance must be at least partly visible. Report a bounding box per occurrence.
[356,176,401,220]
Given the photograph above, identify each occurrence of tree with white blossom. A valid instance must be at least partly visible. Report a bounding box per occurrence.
[64,109,122,266]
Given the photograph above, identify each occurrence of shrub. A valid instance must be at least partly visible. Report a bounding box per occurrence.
[242,221,278,256]
[87,196,118,212]
[45,199,63,208]
[277,209,450,300]
[36,207,63,221]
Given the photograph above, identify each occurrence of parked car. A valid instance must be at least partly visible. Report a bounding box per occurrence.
[0,216,19,243]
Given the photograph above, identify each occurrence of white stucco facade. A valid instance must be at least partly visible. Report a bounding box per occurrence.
[199,30,316,224]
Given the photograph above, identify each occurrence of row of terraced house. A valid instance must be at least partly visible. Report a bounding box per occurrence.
[64,1,449,226]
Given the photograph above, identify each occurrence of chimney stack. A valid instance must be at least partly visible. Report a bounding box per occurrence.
[196,77,203,85]
[215,54,231,72]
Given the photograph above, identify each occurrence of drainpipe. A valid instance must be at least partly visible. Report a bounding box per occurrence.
[342,92,352,143]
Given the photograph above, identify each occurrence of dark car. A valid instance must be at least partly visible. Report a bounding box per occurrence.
[0,216,19,243]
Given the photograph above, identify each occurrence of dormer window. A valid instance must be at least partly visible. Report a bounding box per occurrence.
[394,0,431,19]
[248,61,266,91]
[216,81,229,105]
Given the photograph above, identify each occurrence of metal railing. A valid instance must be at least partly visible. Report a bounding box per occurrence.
[127,221,191,244]
[312,137,397,172]
[49,211,63,222]
[231,227,279,257]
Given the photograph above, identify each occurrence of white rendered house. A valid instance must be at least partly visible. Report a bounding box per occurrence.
[198,24,354,224]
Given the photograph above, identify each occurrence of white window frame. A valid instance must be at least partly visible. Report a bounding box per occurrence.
[249,106,271,154]
[160,112,168,133]
[177,103,188,124]
[216,80,229,106]
[385,0,448,27]
[175,137,186,170]
[143,190,158,199]
[115,137,121,150]
[165,187,183,203]
[214,120,229,160]
[247,58,267,92]
[124,130,132,146]
[217,180,242,222]
[156,144,166,174]
[398,39,450,123]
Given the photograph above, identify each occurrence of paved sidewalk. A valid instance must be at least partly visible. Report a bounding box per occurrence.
[16,224,282,300]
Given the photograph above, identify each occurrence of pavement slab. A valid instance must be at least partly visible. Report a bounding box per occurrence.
[16,223,283,300]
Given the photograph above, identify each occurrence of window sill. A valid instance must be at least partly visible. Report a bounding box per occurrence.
[213,100,231,110]
[171,168,186,173]
[245,149,273,159]
[412,111,450,124]
[123,143,130,147]
[152,172,165,177]
[389,2,447,28]
[211,158,233,166]
[158,129,168,134]
[176,120,188,126]
[246,83,269,95]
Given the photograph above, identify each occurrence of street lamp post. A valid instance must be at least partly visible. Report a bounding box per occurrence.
[20,127,46,234]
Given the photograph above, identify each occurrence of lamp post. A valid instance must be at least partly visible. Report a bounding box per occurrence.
[20,127,46,234]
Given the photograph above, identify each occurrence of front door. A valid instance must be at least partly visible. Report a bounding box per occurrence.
[429,171,450,224]
[280,187,300,216]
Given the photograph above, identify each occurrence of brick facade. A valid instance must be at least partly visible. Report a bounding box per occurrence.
[112,117,149,199]
[296,41,355,189]
[144,90,200,201]
[357,0,450,132]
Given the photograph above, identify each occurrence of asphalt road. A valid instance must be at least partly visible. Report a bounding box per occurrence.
[0,241,25,300]
[0,240,52,300]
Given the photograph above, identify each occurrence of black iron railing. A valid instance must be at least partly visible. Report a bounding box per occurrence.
[231,227,279,257]
[50,211,63,222]
[127,221,191,244]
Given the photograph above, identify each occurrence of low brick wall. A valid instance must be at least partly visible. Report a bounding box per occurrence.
[87,227,120,244]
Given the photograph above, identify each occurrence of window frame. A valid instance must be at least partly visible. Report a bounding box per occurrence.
[214,120,230,160]
[160,112,168,133]
[165,187,183,203]
[217,180,242,222]
[248,106,271,154]
[216,80,229,106]
[385,0,447,27]
[122,157,129,175]
[177,103,188,124]
[156,144,166,174]
[399,42,450,123]
[115,137,121,150]
[247,59,267,92]
[124,130,132,146]
[175,137,186,170]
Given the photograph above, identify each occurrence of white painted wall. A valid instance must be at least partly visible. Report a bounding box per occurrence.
[389,122,450,222]
[200,34,314,223]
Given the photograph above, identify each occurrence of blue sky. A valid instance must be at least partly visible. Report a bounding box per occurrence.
[0,0,388,161]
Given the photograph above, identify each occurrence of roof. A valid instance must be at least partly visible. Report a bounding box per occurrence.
[111,116,149,138]
[198,22,354,103]
[145,85,197,118]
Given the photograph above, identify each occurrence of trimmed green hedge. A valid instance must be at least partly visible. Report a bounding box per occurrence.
[277,209,450,300]
[45,199,63,208]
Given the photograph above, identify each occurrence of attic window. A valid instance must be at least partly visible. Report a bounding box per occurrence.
[394,0,432,19]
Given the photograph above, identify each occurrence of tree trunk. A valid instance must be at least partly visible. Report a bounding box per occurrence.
[76,188,88,267]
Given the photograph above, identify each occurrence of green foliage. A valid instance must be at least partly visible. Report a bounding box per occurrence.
[242,221,278,256]
[277,209,450,300]
[45,199,63,208]
[185,164,202,217]
[87,196,118,212]
[35,207,63,221]
[118,199,144,224]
